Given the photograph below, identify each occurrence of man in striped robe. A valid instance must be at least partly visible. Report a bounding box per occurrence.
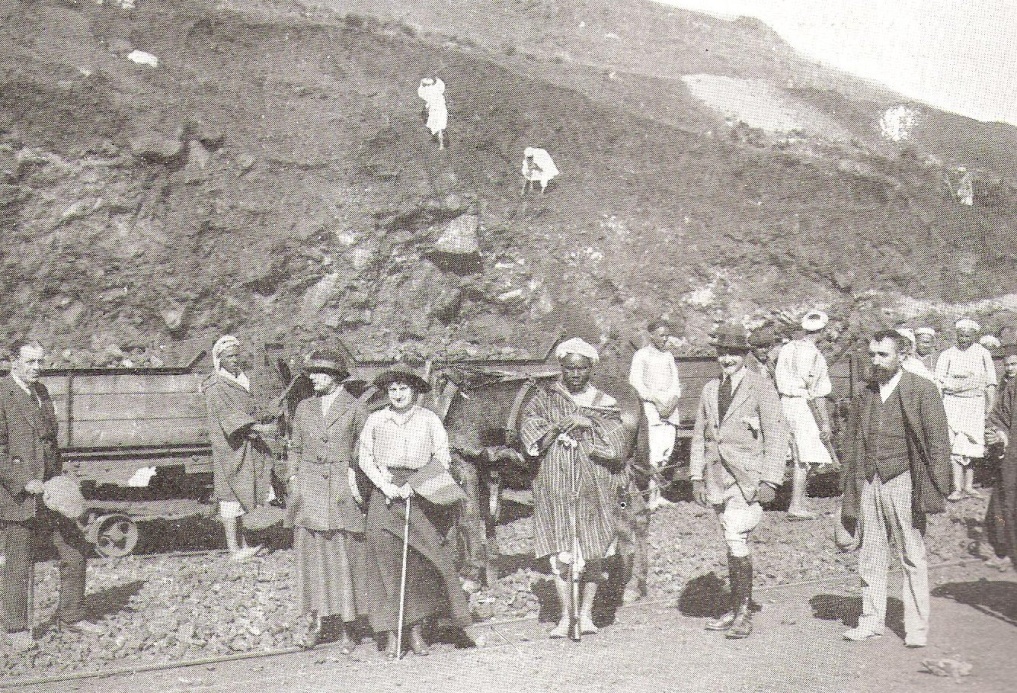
[521,338,629,638]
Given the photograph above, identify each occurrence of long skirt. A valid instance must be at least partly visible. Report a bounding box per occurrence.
[295,526,366,621]
[363,470,471,634]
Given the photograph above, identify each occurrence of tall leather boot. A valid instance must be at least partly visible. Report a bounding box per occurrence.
[726,557,754,639]
[706,554,739,631]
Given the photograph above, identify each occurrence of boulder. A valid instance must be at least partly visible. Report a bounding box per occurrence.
[130,132,184,161]
[433,214,480,255]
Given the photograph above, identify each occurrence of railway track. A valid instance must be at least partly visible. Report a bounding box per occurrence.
[1,557,985,689]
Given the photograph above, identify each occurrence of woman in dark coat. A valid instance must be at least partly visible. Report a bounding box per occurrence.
[358,368,472,658]
[286,352,369,651]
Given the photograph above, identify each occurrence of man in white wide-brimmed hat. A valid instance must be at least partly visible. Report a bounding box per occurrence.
[417,77,448,150]
[521,147,560,195]
[774,310,834,519]
[935,318,997,500]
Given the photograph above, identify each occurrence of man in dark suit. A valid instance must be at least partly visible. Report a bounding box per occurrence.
[690,324,790,639]
[1,340,102,652]
[840,330,951,648]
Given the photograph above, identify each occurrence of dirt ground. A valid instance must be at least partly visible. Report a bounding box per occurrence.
[9,560,1015,693]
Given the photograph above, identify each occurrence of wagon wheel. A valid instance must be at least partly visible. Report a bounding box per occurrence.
[92,514,139,558]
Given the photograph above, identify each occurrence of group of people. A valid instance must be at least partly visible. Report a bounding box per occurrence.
[204,336,470,657]
[4,312,1015,657]
[631,312,1015,647]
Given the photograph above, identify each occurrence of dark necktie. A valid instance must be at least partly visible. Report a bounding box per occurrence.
[718,376,733,421]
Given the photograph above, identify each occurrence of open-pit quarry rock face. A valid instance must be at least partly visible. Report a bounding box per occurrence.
[2,0,1016,384]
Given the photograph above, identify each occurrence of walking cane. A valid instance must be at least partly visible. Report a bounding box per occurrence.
[569,455,582,643]
[396,495,412,661]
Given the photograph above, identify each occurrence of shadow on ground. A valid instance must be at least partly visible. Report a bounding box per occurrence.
[677,572,729,618]
[809,593,906,638]
[932,580,1017,626]
[84,579,146,620]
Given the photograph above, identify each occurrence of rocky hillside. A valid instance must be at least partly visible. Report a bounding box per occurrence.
[2,0,1016,378]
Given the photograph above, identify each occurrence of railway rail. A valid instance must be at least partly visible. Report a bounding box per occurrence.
[0,557,985,689]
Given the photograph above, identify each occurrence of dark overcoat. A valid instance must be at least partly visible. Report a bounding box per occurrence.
[986,379,1017,559]
[0,375,61,522]
[840,370,951,533]
[285,388,368,532]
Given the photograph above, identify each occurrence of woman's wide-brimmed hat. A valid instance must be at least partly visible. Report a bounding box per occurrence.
[373,367,431,394]
[713,324,750,351]
[303,351,350,380]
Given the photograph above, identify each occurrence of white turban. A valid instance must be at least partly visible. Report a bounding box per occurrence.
[955,318,980,332]
[980,335,1001,349]
[801,310,829,332]
[895,328,916,349]
[212,335,240,372]
[914,327,936,337]
[555,337,599,365]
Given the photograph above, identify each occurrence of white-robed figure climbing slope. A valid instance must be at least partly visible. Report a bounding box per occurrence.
[417,77,447,149]
[521,147,559,195]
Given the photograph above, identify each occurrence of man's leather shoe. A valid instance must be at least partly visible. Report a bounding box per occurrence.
[705,611,736,631]
[60,620,104,636]
[725,608,753,639]
[843,627,883,642]
[408,624,429,656]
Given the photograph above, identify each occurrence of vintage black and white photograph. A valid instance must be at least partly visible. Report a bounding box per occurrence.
[1,0,1015,690]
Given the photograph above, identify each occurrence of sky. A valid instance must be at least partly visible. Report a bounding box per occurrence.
[654,0,1017,125]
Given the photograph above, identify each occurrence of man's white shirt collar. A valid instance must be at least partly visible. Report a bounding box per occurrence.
[722,367,746,391]
[879,370,903,402]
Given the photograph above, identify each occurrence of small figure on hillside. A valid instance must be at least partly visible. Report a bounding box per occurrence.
[203,335,277,562]
[417,77,447,150]
[521,147,559,195]
[629,319,682,510]
[935,319,996,501]
[521,338,629,639]
[690,324,789,640]
[774,310,836,520]
[956,167,974,206]
[840,330,951,648]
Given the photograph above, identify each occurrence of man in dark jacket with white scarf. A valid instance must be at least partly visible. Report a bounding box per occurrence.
[840,330,951,648]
